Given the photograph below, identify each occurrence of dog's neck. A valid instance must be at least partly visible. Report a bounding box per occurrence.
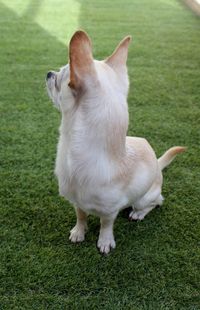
[60,96,129,162]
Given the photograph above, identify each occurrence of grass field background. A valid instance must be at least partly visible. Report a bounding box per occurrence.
[0,0,200,308]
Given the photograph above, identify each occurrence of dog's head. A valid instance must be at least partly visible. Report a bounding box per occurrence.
[46,30,131,113]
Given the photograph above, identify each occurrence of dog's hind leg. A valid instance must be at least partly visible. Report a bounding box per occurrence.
[69,207,88,242]
[129,186,164,221]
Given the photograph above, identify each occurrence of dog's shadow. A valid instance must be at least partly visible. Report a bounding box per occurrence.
[0,1,71,243]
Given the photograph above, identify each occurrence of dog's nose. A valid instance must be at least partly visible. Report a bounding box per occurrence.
[46,71,53,80]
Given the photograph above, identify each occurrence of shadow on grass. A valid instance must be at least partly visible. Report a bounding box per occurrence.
[0,1,75,242]
[22,0,42,20]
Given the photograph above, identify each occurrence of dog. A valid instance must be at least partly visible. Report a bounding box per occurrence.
[46,30,185,254]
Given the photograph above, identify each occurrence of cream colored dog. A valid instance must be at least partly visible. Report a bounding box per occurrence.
[46,30,185,254]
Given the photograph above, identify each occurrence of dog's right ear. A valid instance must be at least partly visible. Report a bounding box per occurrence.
[68,30,97,91]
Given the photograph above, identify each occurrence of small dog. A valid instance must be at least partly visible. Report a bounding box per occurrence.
[46,30,185,254]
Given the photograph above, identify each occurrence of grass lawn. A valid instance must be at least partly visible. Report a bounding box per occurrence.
[0,0,200,308]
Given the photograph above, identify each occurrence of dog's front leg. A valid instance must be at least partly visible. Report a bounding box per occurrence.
[69,207,88,243]
[97,212,118,254]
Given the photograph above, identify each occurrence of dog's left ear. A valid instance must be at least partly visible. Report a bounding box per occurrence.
[68,30,97,90]
[105,36,131,69]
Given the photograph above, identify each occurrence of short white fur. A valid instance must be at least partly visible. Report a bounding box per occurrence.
[46,30,185,254]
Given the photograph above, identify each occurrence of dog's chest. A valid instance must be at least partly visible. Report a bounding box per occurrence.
[54,128,130,215]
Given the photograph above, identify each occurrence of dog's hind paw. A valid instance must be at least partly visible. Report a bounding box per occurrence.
[129,210,145,221]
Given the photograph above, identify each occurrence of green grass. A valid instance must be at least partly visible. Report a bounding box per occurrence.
[0,0,200,309]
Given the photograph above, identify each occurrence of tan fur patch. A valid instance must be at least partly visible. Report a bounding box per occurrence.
[113,137,158,188]
[105,36,132,68]
[68,30,95,89]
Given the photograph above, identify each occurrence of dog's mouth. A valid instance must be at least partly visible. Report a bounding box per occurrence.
[46,71,60,91]
[46,70,55,88]
[46,71,61,110]
[46,71,54,80]
[46,70,55,84]
[46,71,55,100]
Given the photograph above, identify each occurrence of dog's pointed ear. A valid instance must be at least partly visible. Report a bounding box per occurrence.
[68,30,96,90]
[105,36,131,69]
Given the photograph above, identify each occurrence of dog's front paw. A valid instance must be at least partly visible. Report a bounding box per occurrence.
[97,235,116,254]
[69,225,85,243]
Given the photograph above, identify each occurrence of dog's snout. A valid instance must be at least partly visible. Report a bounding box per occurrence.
[46,71,53,80]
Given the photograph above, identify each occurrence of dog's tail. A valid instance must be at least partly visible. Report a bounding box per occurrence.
[158,146,186,171]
